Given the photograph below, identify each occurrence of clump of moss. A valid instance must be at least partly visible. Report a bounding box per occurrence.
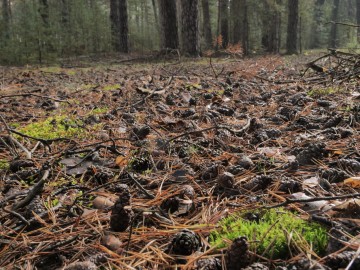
[210,208,328,259]
[18,116,85,139]
[0,159,9,170]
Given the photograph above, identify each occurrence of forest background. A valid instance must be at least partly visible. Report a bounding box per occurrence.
[0,0,359,65]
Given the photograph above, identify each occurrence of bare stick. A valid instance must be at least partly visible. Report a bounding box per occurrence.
[265,193,360,209]
[12,168,50,211]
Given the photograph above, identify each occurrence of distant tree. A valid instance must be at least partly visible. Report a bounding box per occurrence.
[329,0,340,48]
[310,0,326,48]
[2,0,11,39]
[38,0,49,26]
[180,0,199,56]
[286,0,299,54]
[118,0,129,52]
[110,0,128,53]
[357,0,360,41]
[158,0,178,50]
[201,0,212,49]
[230,0,248,54]
[231,0,242,44]
[219,0,229,48]
[262,0,281,53]
[110,0,120,51]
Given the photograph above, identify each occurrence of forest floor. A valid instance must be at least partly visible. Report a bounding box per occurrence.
[0,52,360,270]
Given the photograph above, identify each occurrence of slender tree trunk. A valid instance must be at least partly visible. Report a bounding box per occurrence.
[118,0,129,53]
[110,0,120,51]
[158,0,178,50]
[219,0,228,48]
[201,0,212,48]
[311,0,325,48]
[38,0,49,26]
[262,1,280,53]
[286,0,298,54]
[356,0,360,41]
[2,0,11,39]
[329,0,340,48]
[180,0,199,56]
[231,0,241,44]
[151,0,159,31]
[242,0,248,55]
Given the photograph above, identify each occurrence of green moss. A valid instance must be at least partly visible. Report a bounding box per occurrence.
[90,107,108,114]
[307,87,337,97]
[102,84,121,91]
[0,160,9,170]
[18,116,84,139]
[209,208,328,259]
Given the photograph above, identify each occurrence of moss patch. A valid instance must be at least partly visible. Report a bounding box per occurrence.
[0,160,9,170]
[18,116,85,139]
[210,208,328,259]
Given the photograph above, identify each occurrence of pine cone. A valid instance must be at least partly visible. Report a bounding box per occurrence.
[196,257,222,270]
[170,229,201,256]
[110,189,133,232]
[226,236,250,270]
[242,263,269,270]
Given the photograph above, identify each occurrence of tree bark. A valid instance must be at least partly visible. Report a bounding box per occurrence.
[180,0,199,56]
[262,0,280,53]
[2,0,11,39]
[158,0,178,50]
[219,0,229,48]
[118,0,129,53]
[286,0,298,54]
[329,0,340,48]
[356,0,360,41]
[38,0,49,26]
[201,0,212,48]
[110,0,120,51]
[231,0,241,44]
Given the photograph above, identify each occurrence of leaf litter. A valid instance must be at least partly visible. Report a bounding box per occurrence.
[0,53,360,269]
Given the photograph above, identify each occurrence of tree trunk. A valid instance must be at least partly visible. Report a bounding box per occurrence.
[158,0,178,50]
[151,0,159,32]
[311,0,325,48]
[286,0,298,54]
[118,0,129,53]
[329,0,340,48]
[61,0,69,25]
[242,0,248,55]
[2,0,11,39]
[231,0,241,44]
[219,0,229,48]
[180,0,199,56]
[110,0,120,51]
[201,0,212,48]
[38,0,49,26]
[356,0,360,41]
[262,0,280,53]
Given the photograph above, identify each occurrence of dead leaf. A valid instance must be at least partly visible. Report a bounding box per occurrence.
[344,177,360,188]
[92,196,114,209]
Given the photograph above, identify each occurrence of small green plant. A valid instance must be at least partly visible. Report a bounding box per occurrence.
[209,208,328,259]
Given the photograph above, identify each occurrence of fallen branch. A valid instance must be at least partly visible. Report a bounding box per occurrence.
[265,193,360,209]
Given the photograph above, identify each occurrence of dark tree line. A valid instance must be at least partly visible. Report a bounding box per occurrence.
[0,0,359,64]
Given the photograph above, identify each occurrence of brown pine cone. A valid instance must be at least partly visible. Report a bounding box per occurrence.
[226,236,250,270]
[169,229,201,256]
[110,189,133,232]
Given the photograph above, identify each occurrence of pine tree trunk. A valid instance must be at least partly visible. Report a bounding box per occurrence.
[262,1,280,53]
[242,0,248,55]
[2,0,11,39]
[219,0,229,48]
[110,0,120,51]
[118,0,129,53]
[201,0,212,48]
[356,0,360,41]
[158,0,178,50]
[231,0,241,44]
[38,0,49,26]
[286,0,298,54]
[329,0,340,48]
[311,0,325,48]
[180,0,199,56]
